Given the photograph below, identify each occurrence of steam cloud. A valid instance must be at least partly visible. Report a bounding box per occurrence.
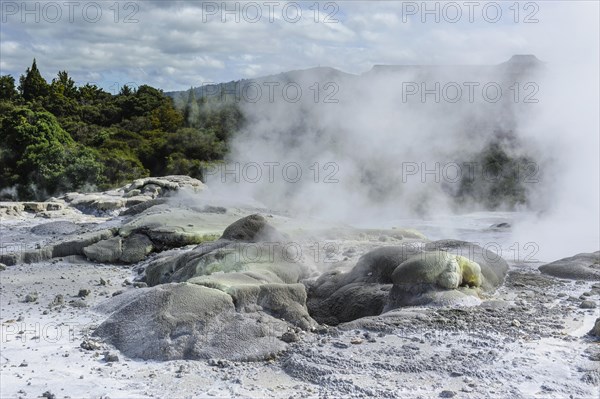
[206,61,540,218]
[200,3,599,262]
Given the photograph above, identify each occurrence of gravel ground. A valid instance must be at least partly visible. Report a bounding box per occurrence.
[1,217,599,398]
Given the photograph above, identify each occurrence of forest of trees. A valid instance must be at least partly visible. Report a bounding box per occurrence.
[0,59,244,200]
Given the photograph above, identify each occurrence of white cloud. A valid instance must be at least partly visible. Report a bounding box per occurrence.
[0,1,597,91]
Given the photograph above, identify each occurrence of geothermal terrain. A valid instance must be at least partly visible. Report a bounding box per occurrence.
[0,176,598,398]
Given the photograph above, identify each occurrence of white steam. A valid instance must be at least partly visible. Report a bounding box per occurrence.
[510,5,600,261]
[203,2,599,261]
[207,63,537,221]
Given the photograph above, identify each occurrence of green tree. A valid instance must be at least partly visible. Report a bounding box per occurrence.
[0,106,102,199]
[150,102,183,132]
[18,59,50,101]
[78,83,110,105]
[52,71,78,98]
[45,71,79,117]
[119,84,133,96]
[0,75,18,101]
[1,62,242,199]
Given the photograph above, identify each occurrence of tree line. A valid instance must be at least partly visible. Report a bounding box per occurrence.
[0,59,243,200]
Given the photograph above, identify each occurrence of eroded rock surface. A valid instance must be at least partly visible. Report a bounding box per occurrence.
[307,240,509,325]
[93,214,317,360]
[539,251,600,281]
[1,201,236,265]
[0,201,65,218]
[93,283,289,361]
[58,175,205,216]
[118,204,224,250]
[221,213,288,242]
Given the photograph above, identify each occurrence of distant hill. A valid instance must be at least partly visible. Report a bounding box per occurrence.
[167,55,544,101]
[166,66,356,102]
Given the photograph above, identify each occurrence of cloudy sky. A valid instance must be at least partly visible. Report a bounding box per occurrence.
[0,1,598,91]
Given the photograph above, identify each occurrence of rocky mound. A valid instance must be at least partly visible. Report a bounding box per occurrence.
[58,175,205,216]
[94,283,296,361]
[221,213,288,242]
[93,283,291,361]
[307,240,509,325]
[0,201,66,218]
[93,214,317,361]
[30,221,83,236]
[0,201,236,266]
[539,251,600,280]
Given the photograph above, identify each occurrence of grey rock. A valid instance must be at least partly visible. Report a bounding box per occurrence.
[590,318,600,337]
[489,222,511,230]
[581,369,600,385]
[119,205,222,249]
[103,352,119,362]
[198,205,227,214]
[52,229,117,258]
[0,229,116,266]
[208,358,232,368]
[0,202,24,217]
[332,342,349,349]
[50,294,64,307]
[281,331,299,343]
[220,214,287,243]
[0,253,20,266]
[59,176,204,216]
[256,283,315,330]
[308,240,506,324]
[21,247,54,264]
[349,245,422,284]
[120,233,154,263]
[145,221,308,287]
[24,292,38,303]
[120,198,168,216]
[93,283,288,361]
[123,189,141,198]
[80,340,101,351]
[93,212,318,362]
[30,221,81,236]
[586,348,600,361]
[580,300,597,309]
[539,251,600,281]
[83,237,123,263]
[307,245,420,325]
[70,299,88,308]
[440,390,456,398]
[41,391,56,399]
[0,202,63,218]
[308,281,391,325]
[69,194,126,214]
[126,175,204,193]
[424,240,509,291]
